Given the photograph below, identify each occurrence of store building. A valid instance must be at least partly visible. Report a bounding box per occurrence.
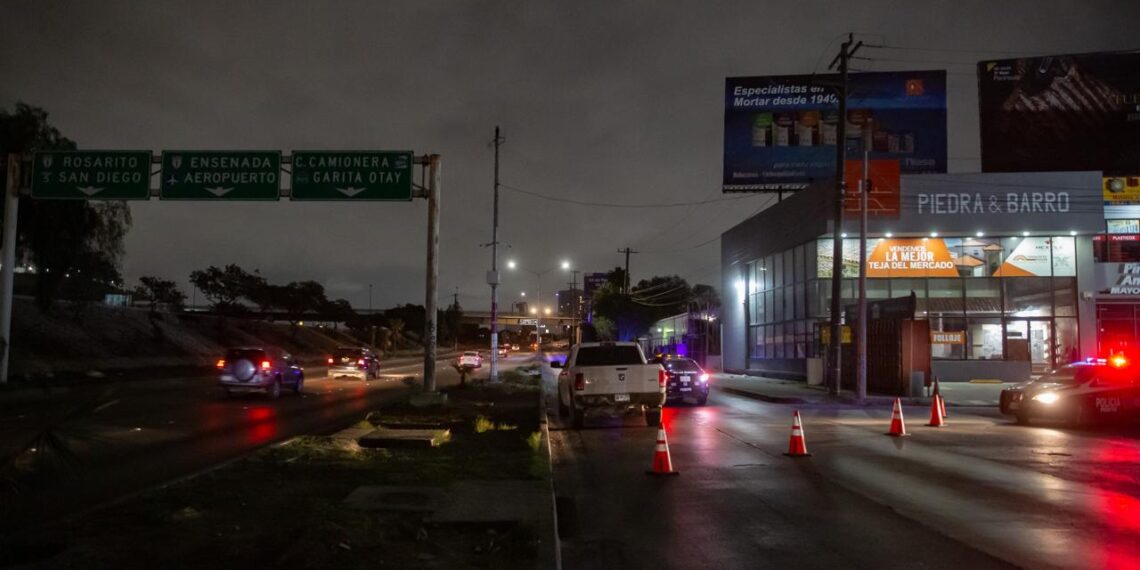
[721,171,1104,383]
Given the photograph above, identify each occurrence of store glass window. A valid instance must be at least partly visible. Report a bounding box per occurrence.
[795,320,807,358]
[765,290,775,323]
[1004,278,1053,317]
[785,284,795,320]
[772,252,783,287]
[772,323,784,359]
[772,288,783,322]
[1107,220,1140,234]
[794,245,805,284]
[965,278,1002,316]
[1093,234,1140,263]
[968,318,1004,360]
[1055,318,1079,364]
[867,279,890,299]
[930,317,966,360]
[764,255,775,289]
[891,278,927,316]
[794,283,805,319]
[807,281,820,318]
[1051,236,1076,277]
[928,278,963,317]
[1054,278,1076,317]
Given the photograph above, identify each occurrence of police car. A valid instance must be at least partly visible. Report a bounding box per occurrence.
[1000,356,1140,426]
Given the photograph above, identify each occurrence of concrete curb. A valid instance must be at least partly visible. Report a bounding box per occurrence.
[537,382,563,570]
[718,385,809,404]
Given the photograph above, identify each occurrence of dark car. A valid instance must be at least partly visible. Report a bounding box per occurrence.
[327,347,381,380]
[217,347,304,399]
[660,357,710,405]
[1000,357,1140,426]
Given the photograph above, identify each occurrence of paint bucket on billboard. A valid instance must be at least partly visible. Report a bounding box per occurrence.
[751,113,773,147]
[821,110,839,145]
[796,111,820,146]
[774,112,795,146]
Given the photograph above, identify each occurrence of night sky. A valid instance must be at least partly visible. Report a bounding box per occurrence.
[3,1,1138,310]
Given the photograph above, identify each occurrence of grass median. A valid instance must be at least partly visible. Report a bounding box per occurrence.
[5,381,547,569]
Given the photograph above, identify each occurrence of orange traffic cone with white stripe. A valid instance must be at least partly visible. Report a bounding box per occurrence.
[926,394,945,427]
[646,426,679,476]
[885,398,909,436]
[784,410,811,457]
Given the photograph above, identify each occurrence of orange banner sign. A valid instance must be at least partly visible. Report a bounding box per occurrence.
[930,331,965,345]
[867,238,959,278]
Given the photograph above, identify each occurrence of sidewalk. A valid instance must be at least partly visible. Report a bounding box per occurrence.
[713,373,1008,407]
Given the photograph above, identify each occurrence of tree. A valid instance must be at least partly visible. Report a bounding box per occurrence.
[591,274,693,341]
[275,281,328,337]
[133,276,186,314]
[322,298,356,332]
[1,103,133,312]
[189,264,255,315]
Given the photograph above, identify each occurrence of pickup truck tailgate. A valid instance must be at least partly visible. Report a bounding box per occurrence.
[574,365,660,395]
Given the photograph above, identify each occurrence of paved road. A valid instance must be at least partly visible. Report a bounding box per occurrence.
[0,352,538,532]
[546,370,1140,570]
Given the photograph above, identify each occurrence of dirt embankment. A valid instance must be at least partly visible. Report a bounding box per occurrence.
[9,298,369,379]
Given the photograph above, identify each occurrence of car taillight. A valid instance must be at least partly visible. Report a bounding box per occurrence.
[327,357,334,364]
[216,359,225,369]
[574,373,585,391]
[1110,354,1129,368]
[358,359,366,367]
[260,360,272,371]
[658,369,667,388]
[699,373,709,383]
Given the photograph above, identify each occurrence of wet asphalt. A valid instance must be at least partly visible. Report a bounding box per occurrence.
[546,369,1140,570]
[0,353,533,532]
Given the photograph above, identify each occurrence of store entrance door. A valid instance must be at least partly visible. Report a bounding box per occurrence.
[1005,319,1054,374]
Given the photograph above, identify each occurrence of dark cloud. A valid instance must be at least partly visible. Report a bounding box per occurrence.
[3,0,1138,309]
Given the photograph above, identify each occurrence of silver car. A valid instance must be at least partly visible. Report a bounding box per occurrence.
[217,347,304,399]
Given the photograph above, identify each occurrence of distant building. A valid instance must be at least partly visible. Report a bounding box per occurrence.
[557,288,584,317]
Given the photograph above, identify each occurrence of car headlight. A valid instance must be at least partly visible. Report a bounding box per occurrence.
[1033,392,1060,404]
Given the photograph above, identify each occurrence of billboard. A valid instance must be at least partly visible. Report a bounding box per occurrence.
[979,51,1140,174]
[723,71,947,192]
[818,236,1076,278]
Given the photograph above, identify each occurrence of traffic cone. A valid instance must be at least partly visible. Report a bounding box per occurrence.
[784,410,811,457]
[646,426,680,476]
[926,394,945,427]
[885,398,909,436]
[933,377,948,418]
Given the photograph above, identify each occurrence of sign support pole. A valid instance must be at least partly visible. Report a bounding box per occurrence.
[423,154,441,392]
[0,155,21,384]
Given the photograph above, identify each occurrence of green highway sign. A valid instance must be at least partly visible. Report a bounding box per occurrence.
[30,151,152,199]
[160,151,281,200]
[290,151,413,201]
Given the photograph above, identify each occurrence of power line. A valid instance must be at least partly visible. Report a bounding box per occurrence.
[500,183,757,209]
[872,44,1044,57]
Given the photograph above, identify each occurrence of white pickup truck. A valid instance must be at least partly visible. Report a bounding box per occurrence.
[552,342,666,428]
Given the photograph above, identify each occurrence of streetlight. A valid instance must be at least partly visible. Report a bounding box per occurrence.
[508,259,571,348]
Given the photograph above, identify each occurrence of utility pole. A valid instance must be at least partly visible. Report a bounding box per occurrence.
[488,126,505,382]
[618,247,638,294]
[422,154,441,393]
[369,283,375,349]
[856,119,871,402]
[0,155,22,384]
[826,33,862,396]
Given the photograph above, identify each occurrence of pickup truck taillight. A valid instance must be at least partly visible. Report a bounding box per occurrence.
[574,373,586,391]
[658,369,667,388]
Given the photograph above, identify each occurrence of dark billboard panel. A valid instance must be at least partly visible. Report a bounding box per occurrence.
[723,71,947,192]
[979,51,1140,174]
